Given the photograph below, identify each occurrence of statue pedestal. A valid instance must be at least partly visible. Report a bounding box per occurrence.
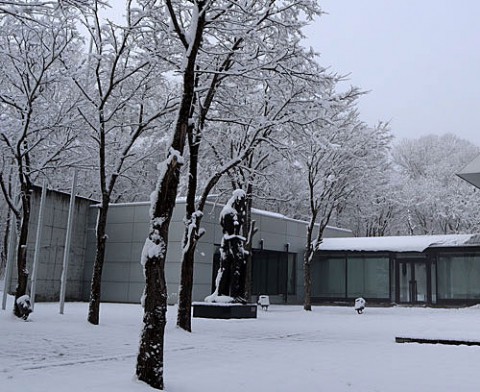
[192,302,257,319]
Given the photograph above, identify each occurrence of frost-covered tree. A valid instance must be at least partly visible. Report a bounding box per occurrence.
[0,160,14,278]
[330,122,396,237]
[392,134,480,234]
[136,0,323,386]
[176,34,323,331]
[135,0,210,388]
[299,89,391,311]
[63,0,175,326]
[215,66,328,302]
[0,3,81,319]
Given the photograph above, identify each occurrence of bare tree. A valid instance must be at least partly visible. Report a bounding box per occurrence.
[299,90,391,311]
[63,0,175,325]
[177,45,323,329]
[330,122,396,237]
[0,160,14,278]
[135,0,210,388]
[0,5,81,319]
[392,134,480,235]
[175,0,324,327]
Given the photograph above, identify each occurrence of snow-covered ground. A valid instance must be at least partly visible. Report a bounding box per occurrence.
[1,292,480,392]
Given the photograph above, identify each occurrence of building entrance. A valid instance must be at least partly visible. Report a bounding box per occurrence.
[398,261,428,304]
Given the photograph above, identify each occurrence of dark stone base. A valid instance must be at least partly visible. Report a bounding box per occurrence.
[192,302,257,319]
[396,337,480,346]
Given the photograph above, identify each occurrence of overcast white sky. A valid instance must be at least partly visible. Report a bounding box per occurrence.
[303,1,480,146]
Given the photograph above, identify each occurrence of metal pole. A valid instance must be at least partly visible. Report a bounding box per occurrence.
[2,216,17,311]
[59,171,77,314]
[30,180,47,311]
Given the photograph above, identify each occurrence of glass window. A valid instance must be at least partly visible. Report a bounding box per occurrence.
[390,258,395,301]
[287,253,296,295]
[347,256,389,299]
[312,257,346,298]
[431,262,437,304]
[437,254,480,300]
[251,250,295,296]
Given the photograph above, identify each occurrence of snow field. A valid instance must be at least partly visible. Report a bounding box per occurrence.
[1,295,480,392]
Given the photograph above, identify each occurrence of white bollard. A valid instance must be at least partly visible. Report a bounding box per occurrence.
[354,297,366,314]
[258,295,270,311]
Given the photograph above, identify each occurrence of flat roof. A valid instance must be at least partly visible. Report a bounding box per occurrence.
[102,199,352,234]
[319,234,480,253]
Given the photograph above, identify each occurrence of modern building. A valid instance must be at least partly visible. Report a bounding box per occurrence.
[4,189,352,305]
[300,155,480,308]
[81,199,352,305]
[7,183,480,308]
[316,234,480,306]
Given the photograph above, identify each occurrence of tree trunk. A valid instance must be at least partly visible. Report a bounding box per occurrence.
[303,217,315,312]
[137,3,207,387]
[176,231,197,332]
[87,201,109,325]
[243,230,254,302]
[242,186,254,302]
[303,250,312,311]
[136,251,167,390]
[13,190,32,319]
[176,200,202,332]
[0,208,11,278]
[137,256,167,389]
[176,130,199,332]
[136,154,182,390]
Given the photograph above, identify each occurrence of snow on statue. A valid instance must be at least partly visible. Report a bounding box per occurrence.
[205,190,248,304]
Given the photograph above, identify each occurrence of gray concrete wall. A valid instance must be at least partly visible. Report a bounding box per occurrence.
[7,187,94,301]
[85,200,352,305]
[83,201,217,304]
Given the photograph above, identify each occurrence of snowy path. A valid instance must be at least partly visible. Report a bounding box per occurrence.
[1,295,480,391]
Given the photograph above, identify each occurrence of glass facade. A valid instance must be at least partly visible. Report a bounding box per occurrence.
[312,257,346,297]
[347,256,389,299]
[437,253,480,300]
[251,250,296,297]
[431,262,437,304]
[312,255,390,299]
[211,245,480,305]
[312,249,480,305]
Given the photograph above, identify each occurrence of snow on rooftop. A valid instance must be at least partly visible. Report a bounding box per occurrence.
[100,199,351,233]
[250,208,352,233]
[319,234,480,253]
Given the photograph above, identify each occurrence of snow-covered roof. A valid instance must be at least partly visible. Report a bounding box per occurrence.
[318,234,480,253]
[104,199,352,233]
[250,208,352,233]
[457,154,480,189]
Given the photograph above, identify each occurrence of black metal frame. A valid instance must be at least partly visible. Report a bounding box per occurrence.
[395,259,431,305]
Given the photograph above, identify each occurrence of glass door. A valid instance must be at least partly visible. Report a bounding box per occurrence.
[414,263,427,302]
[399,261,411,302]
[398,261,428,304]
